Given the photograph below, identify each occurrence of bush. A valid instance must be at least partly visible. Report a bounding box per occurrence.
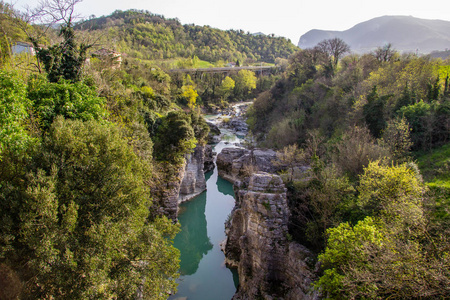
[27,76,108,129]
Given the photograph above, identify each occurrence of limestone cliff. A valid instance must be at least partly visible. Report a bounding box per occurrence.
[155,144,214,220]
[223,172,318,299]
[178,145,207,203]
[216,147,280,183]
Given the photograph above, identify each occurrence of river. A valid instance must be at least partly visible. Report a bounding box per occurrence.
[168,129,241,300]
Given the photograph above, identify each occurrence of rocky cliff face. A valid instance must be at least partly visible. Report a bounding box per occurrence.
[216,147,280,183]
[222,172,317,299]
[156,144,214,220]
[178,145,208,203]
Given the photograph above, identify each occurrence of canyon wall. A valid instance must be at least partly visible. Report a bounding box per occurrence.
[219,148,318,299]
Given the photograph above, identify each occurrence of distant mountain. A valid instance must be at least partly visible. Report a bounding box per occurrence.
[298,16,450,54]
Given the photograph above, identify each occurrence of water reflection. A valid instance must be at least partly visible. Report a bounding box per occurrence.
[168,127,240,300]
[217,175,234,196]
[175,191,213,275]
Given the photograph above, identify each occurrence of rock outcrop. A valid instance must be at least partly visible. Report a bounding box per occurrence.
[223,172,317,299]
[156,144,213,220]
[178,145,208,203]
[216,147,281,183]
[203,144,215,173]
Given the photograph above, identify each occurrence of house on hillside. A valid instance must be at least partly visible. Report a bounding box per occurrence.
[91,48,123,69]
[226,62,236,68]
[11,42,35,56]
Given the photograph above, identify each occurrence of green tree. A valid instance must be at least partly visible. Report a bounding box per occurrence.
[180,85,198,109]
[357,161,425,226]
[27,75,108,129]
[363,86,388,138]
[316,162,450,299]
[153,111,196,163]
[234,69,257,99]
[23,0,90,83]
[0,117,180,299]
[379,117,413,162]
[32,24,91,83]
[0,69,34,159]
[219,76,235,100]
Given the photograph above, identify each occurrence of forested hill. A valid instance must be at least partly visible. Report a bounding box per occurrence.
[76,9,298,64]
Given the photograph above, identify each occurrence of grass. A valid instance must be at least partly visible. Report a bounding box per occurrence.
[415,142,450,223]
[416,142,450,190]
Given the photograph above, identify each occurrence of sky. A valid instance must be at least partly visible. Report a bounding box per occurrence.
[11,0,450,44]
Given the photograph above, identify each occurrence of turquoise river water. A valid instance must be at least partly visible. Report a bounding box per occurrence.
[168,131,240,300]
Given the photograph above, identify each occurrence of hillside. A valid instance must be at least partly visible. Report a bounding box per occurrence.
[76,10,298,65]
[298,15,450,54]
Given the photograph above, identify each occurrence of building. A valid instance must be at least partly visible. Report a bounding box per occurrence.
[11,41,35,56]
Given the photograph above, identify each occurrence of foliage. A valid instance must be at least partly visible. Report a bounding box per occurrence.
[234,69,257,99]
[357,161,425,226]
[153,110,197,163]
[76,9,298,64]
[32,25,90,83]
[180,85,198,109]
[0,69,34,159]
[363,86,389,138]
[27,75,108,129]
[379,117,413,162]
[317,162,450,299]
[0,117,180,299]
[248,43,449,152]
[219,76,235,100]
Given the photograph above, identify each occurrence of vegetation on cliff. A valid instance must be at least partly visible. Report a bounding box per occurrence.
[75,9,298,65]
[0,1,218,298]
[248,38,450,298]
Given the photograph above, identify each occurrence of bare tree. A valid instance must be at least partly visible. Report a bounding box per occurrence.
[373,43,397,62]
[317,37,350,70]
[14,0,100,82]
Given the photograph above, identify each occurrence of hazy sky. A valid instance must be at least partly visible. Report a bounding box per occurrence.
[12,0,450,44]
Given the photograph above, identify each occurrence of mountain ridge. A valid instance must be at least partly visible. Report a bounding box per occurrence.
[298,15,450,54]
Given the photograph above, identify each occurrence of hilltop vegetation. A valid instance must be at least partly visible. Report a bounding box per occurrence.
[0,1,216,298]
[248,38,450,298]
[76,9,298,65]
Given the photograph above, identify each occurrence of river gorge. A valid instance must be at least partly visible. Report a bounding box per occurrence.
[168,123,242,300]
[166,103,317,300]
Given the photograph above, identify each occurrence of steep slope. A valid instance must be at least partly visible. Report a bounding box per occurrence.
[298,15,450,54]
[76,9,298,64]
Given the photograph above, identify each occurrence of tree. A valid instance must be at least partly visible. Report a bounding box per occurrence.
[234,69,257,99]
[275,144,305,182]
[0,1,28,64]
[357,161,425,226]
[379,117,413,163]
[317,38,350,71]
[153,111,196,163]
[22,0,91,82]
[363,85,389,138]
[26,75,108,129]
[316,162,450,299]
[373,43,397,63]
[180,85,198,109]
[219,76,235,101]
[0,117,180,299]
[0,69,34,159]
